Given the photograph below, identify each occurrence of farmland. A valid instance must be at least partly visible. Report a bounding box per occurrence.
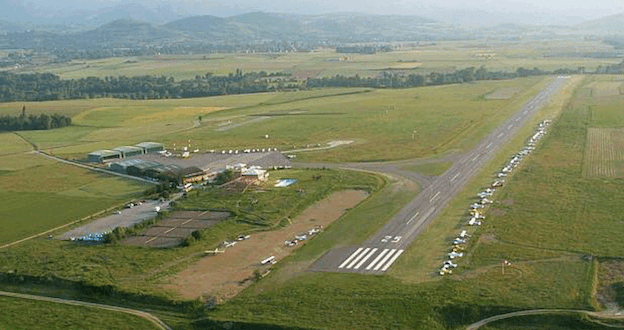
[18,39,621,80]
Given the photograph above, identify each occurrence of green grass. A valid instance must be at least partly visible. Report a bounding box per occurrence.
[0,132,32,155]
[0,296,159,330]
[479,78,624,256]
[0,155,150,244]
[401,161,453,176]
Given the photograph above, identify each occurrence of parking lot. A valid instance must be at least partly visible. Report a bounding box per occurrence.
[122,210,230,248]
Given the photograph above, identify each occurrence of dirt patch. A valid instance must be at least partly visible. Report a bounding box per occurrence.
[485,87,521,100]
[291,70,322,79]
[501,199,515,205]
[161,189,369,302]
[597,260,624,310]
[489,208,506,217]
[478,233,498,244]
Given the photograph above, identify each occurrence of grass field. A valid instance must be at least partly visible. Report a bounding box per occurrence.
[0,296,159,330]
[0,154,150,245]
[0,132,32,155]
[583,127,624,177]
[2,76,555,164]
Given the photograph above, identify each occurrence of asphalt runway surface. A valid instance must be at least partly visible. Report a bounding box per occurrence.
[309,77,569,274]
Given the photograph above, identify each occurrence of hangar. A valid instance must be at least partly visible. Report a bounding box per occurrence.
[135,142,165,154]
[87,150,122,163]
[113,146,145,158]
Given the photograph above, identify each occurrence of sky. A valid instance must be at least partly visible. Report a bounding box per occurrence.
[5,0,624,25]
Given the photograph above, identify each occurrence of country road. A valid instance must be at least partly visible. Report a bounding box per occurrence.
[0,291,172,330]
[465,308,624,329]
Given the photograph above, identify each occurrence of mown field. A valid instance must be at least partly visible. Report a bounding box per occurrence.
[3,76,556,163]
[0,296,159,330]
[0,153,150,245]
[18,39,621,80]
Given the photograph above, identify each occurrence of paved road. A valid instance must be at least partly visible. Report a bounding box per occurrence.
[0,290,172,330]
[309,77,569,274]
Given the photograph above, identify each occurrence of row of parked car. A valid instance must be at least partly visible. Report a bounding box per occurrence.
[440,119,552,276]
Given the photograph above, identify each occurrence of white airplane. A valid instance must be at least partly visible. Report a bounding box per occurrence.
[448,251,464,259]
[443,260,458,268]
[453,238,466,245]
[204,248,225,255]
[468,218,482,226]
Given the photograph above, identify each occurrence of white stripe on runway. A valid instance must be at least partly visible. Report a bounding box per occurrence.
[430,191,440,202]
[486,143,492,149]
[354,248,378,269]
[498,132,504,138]
[338,247,363,269]
[366,249,389,270]
[406,212,419,224]
[471,154,479,162]
[451,172,460,181]
[507,124,513,130]
[381,249,404,271]
[346,248,370,269]
[374,249,396,271]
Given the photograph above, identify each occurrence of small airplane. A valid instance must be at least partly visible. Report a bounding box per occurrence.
[443,260,458,268]
[204,248,225,255]
[448,251,464,259]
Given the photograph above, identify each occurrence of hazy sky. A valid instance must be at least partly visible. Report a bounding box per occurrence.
[5,0,624,26]
[15,0,624,16]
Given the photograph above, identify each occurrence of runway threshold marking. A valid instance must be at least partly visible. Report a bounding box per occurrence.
[381,249,404,271]
[374,249,397,271]
[354,248,378,269]
[366,249,389,270]
[346,248,370,269]
[430,191,440,202]
[338,247,363,268]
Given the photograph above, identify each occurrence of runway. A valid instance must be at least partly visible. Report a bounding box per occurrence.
[309,77,569,274]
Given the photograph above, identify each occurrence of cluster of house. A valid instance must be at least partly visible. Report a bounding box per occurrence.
[441,119,552,276]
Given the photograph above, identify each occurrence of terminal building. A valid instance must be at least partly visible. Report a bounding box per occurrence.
[87,150,122,163]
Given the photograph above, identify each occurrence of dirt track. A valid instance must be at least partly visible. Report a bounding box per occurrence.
[162,189,369,301]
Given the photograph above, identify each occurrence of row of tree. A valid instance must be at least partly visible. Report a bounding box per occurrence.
[0,112,71,131]
[2,61,623,103]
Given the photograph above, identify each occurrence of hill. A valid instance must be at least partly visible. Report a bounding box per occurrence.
[576,13,624,34]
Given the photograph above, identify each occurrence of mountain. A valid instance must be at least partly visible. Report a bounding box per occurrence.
[163,12,451,42]
[84,18,178,40]
[0,20,25,33]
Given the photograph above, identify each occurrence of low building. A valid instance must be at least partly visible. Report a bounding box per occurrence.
[180,166,209,184]
[109,159,146,173]
[113,146,144,158]
[88,150,122,163]
[145,164,182,180]
[126,160,163,177]
[241,167,269,181]
[135,142,165,154]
